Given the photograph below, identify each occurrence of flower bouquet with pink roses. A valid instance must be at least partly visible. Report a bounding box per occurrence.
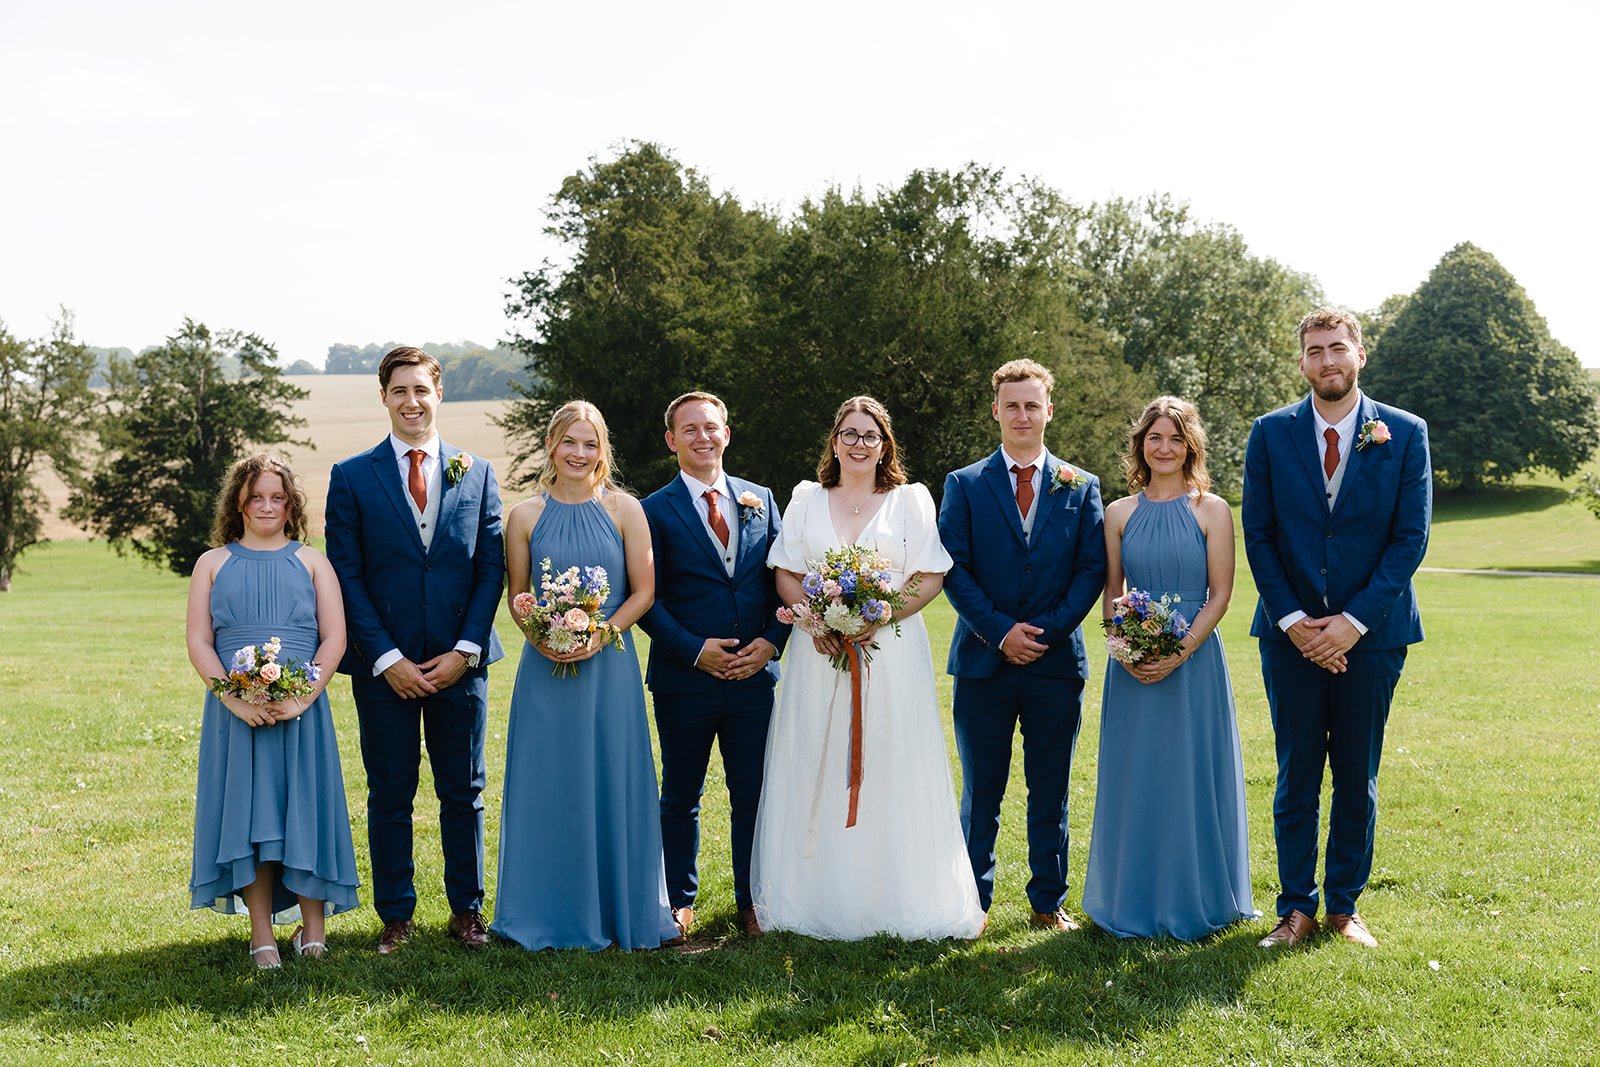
[512,557,625,677]
[1102,587,1190,666]
[210,636,321,705]
[775,544,915,671]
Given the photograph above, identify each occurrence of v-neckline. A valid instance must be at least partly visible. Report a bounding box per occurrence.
[826,485,888,546]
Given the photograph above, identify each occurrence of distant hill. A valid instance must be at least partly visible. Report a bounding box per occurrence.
[322,340,530,400]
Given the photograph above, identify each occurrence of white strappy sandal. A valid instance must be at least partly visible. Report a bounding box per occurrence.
[250,942,282,970]
[290,925,326,959]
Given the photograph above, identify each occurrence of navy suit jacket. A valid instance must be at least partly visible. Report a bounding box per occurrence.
[1242,393,1431,650]
[325,439,506,676]
[638,475,790,696]
[940,449,1107,681]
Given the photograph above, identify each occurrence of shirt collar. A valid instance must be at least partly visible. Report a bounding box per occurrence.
[1000,446,1045,474]
[1311,391,1364,442]
[390,433,441,462]
[679,468,731,500]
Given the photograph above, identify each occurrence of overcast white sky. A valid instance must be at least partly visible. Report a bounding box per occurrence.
[2,0,1594,367]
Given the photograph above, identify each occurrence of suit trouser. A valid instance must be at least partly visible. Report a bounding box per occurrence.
[952,666,1085,914]
[653,683,773,910]
[352,669,488,921]
[1260,641,1406,918]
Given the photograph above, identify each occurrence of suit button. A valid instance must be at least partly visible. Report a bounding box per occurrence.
[1320,568,1327,575]
[1326,530,1333,538]
[1024,565,1032,573]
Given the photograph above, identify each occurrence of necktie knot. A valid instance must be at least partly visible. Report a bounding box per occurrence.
[1322,428,1340,480]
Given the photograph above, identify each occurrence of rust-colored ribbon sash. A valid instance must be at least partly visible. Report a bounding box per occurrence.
[846,641,863,828]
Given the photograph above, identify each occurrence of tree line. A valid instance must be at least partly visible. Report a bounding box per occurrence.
[2,142,1595,590]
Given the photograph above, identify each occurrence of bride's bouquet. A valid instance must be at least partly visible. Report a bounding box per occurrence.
[512,557,625,677]
[1102,587,1190,665]
[776,545,915,671]
[210,636,321,705]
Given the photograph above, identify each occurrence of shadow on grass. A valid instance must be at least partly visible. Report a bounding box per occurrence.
[1432,485,1572,521]
[1,911,1287,1059]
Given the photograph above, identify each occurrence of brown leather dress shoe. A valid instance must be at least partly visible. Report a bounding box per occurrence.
[672,906,695,938]
[1257,909,1317,948]
[738,905,763,938]
[447,911,489,950]
[1324,912,1378,947]
[377,918,414,955]
[1028,908,1082,932]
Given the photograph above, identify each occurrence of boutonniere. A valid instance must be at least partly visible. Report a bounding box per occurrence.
[737,490,764,524]
[445,453,474,486]
[1356,419,1391,451]
[1048,463,1086,494]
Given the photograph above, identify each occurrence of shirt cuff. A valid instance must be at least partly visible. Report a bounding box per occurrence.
[1277,611,1308,632]
[454,641,482,667]
[1341,612,1368,636]
[372,648,403,676]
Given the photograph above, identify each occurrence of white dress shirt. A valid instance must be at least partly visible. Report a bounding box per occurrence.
[1277,393,1368,636]
[1000,446,1044,542]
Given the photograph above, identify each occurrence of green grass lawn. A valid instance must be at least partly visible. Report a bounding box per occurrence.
[1,529,1597,1065]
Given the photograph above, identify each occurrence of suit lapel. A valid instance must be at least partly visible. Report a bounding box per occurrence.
[982,450,1028,546]
[666,476,731,578]
[727,476,762,579]
[1032,451,1067,539]
[429,442,464,558]
[1330,395,1379,520]
[1287,396,1331,515]
[371,441,426,553]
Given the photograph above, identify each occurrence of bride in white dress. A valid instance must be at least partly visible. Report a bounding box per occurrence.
[752,396,986,940]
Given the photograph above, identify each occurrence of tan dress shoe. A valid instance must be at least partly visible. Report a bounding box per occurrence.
[1257,909,1317,948]
[672,906,695,937]
[377,918,414,955]
[448,911,489,949]
[738,905,763,938]
[1029,908,1082,932]
[1324,913,1378,947]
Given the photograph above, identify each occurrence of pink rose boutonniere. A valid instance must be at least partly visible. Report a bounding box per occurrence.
[1048,463,1087,494]
[1356,419,1391,451]
[737,490,764,523]
[445,452,474,486]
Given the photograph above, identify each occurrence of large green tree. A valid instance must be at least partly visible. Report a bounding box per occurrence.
[68,319,308,575]
[0,313,99,591]
[1062,196,1321,494]
[1364,242,1599,488]
[501,141,780,491]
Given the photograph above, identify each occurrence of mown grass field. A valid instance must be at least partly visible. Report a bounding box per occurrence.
[2,465,1598,1063]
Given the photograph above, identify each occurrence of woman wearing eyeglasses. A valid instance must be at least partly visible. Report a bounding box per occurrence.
[751,396,986,940]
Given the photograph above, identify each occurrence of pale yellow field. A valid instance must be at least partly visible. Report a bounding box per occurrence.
[36,374,530,542]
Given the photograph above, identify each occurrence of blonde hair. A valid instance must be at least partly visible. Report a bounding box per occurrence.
[211,453,309,545]
[1123,396,1211,495]
[537,400,620,494]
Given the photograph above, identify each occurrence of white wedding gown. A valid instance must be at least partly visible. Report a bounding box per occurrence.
[752,481,985,940]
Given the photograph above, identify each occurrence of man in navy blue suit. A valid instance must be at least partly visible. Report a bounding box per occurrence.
[940,359,1106,931]
[639,392,788,939]
[325,347,505,954]
[1244,308,1431,949]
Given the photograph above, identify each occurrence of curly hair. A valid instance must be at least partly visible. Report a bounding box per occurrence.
[815,395,909,491]
[1123,396,1211,495]
[210,453,309,545]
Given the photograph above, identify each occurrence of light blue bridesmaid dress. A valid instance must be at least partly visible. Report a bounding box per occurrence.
[1082,494,1257,939]
[189,541,360,921]
[490,496,678,950]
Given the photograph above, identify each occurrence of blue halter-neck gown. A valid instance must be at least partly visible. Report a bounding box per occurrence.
[189,541,360,922]
[490,496,678,950]
[1082,494,1257,939]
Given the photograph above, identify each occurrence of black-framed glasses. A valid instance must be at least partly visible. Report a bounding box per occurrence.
[835,429,884,448]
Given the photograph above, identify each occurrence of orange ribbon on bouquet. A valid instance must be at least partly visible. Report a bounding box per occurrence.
[845,640,863,828]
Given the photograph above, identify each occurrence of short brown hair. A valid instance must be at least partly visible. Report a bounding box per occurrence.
[815,396,909,491]
[663,391,728,431]
[378,346,442,390]
[1296,308,1363,350]
[1123,396,1211,495]
[991,358,1055,398]
[210,453,309,546]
